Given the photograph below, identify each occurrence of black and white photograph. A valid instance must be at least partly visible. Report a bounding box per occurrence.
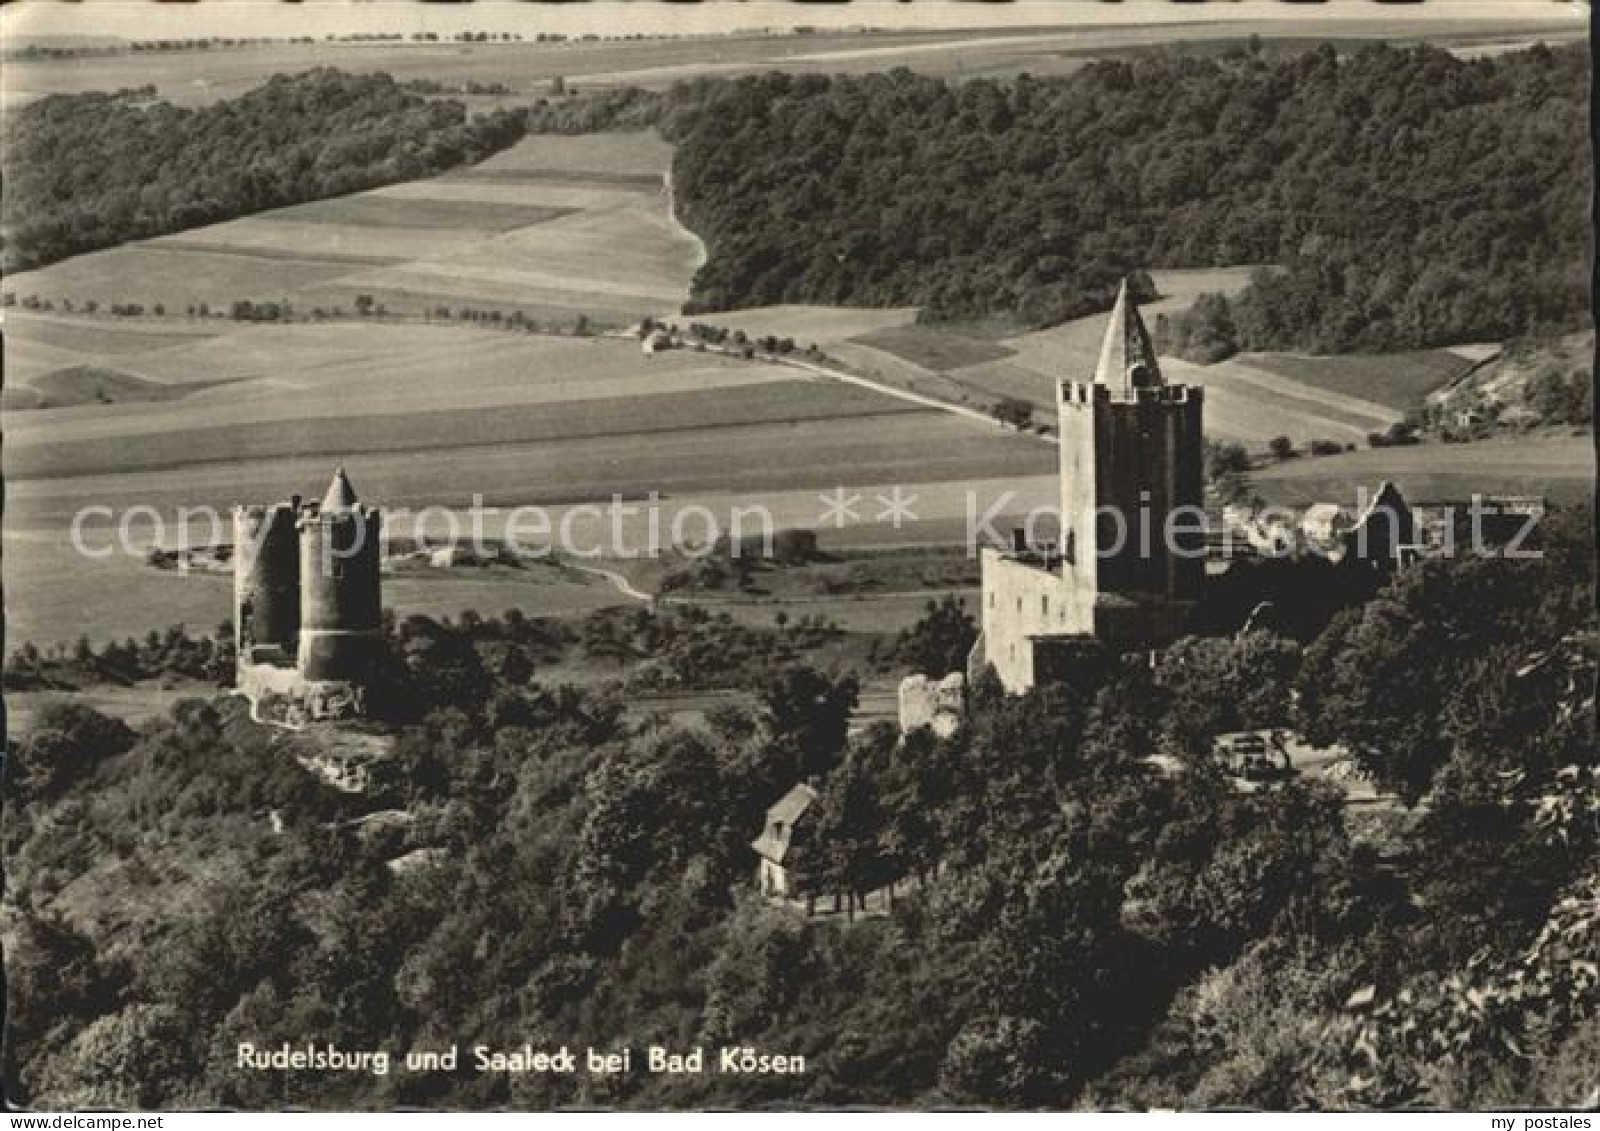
[0,0,1594,1116]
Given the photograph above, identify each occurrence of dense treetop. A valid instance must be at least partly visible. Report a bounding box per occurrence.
[655,43,1590,348]
[1,69,524,273]
[5,507,1595,1109]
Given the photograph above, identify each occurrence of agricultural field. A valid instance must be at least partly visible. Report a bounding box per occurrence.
[3,316,227,402]
[1243,350,1484,412]
[3,461,1055,653]
[4,245,361,314]
[0,528,627,668]
[848,325,1015,371]
[668,305,919,349]
[1246,433,1594,509]
[8,378,940,481]
[2,18,1581,110]
[2,305,1055,650]
[1162,357,1402,447]
[3,132,699,326]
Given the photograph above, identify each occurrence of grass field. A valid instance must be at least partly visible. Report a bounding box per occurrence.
[8,381,936,480]
[23,366,236,410]
[4,132,699,325]
[673,305,920,348]
[851,325,1016,371]
[1244,350,1482,412]
[1247,434,1594,508]
[3,305,1054,651]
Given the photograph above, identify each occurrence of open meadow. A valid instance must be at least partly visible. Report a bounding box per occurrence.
[3,131,700,326]
[2,302,1055,650]
[1241,350,1485,413]
[1246,433,1594,509]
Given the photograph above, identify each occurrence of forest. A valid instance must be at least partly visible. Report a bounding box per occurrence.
[6,42,1587,356]
[648,42,1590,350]
[3,508,1594,1109]
[0,69,525,273]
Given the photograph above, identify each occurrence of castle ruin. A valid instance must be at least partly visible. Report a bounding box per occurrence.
[233,468,383,725]
[972,279,1205,693]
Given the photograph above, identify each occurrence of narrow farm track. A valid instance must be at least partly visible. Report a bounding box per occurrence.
[567,562,656,605]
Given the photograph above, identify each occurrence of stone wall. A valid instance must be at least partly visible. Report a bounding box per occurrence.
[898,671,966,737]
[977,549,1099,693]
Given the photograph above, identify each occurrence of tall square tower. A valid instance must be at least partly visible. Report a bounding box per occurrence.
[975,279,1205,693]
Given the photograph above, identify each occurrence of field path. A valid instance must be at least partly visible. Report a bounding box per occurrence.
[664,166,707,272]
[781,353,1033,434]
[568,562,656,604]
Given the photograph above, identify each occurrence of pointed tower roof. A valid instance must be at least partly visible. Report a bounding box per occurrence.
[1093,278,1163,396]
[320,466,358,511]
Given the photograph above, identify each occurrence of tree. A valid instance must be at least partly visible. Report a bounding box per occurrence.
[700,898,817,1042]
[1155,630,1303,745]
[8,702,136,801]
[39,1004,196,1109]
[1297,550,1580,803]
[992,397,1034,428]
[807,751,888,917]
[940,1015,1056,1106]
[894,595,977,676]
[1168,292,1240,363]
[761,666,859,781]
[1206,440,1251,478]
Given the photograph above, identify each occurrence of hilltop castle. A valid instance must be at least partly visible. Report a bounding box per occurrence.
[233,468,383,725]
[971,279,1205,693]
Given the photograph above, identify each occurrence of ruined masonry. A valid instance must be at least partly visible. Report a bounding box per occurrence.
[233,468,383,726]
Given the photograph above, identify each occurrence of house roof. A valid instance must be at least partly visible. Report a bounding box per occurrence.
[751,783,817,864]
[1093,277,1164,396]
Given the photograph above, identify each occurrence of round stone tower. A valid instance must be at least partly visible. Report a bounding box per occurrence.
[296,468,383,684]
[233,502,300,659]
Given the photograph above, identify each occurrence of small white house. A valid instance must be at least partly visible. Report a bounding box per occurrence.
[751,783,818,898]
